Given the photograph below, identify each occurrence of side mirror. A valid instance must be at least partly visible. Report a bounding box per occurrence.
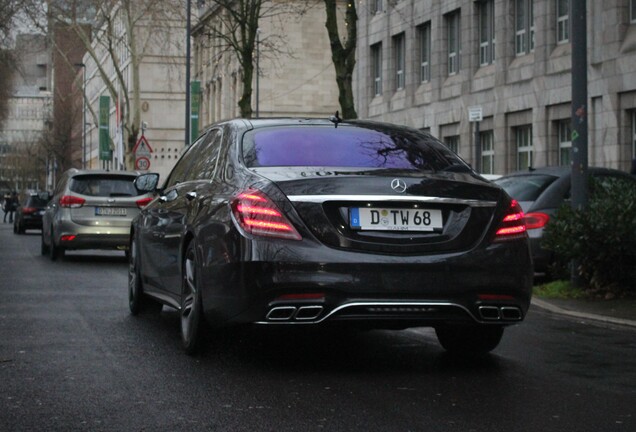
[135,173,160,193]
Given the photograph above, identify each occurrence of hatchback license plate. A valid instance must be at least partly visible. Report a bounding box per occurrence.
[95,207,127,216]
[350,207,442,231]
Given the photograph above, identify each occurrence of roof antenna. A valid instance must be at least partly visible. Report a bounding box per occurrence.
[329,110,342,128]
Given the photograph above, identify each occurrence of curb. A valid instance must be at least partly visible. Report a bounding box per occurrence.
[531,298,636,328]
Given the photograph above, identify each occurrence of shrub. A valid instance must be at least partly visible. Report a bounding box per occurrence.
[542,176,636,294]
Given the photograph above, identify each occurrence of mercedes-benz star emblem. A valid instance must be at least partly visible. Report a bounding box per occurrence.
[391,178,407,193]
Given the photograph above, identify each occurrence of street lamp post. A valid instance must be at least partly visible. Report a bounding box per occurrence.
[74,63,87,169]
[256,28,260,118]
[185,0,192,147]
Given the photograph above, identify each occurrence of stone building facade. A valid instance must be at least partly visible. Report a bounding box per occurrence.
[355,0,636,174]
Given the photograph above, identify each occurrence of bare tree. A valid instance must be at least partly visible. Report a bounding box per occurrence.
[0,0,21,123]
[323,0,357,119]
[24,0,186,170]
[198,0,310,119]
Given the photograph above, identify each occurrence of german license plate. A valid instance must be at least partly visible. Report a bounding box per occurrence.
[95,207,127,216]
[350,207,442,231]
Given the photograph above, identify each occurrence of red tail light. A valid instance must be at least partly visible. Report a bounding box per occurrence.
[22,207,37,215]
[59,195,86,208]
[61,235,76,242]
[136,197,153,208]
[494,199,527,241]
[525,212,550,230]
[231,189,301,241]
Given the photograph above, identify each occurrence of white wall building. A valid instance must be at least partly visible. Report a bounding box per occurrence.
[82,2,187,181]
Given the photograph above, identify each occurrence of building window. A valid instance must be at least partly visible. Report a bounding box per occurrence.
[479,0,495,66]
[418,23,431,83]
[558,120,572,166]
[447,11,461,76]
[371,0,383,14]
[515,125,533,170]
[481,131,495,174]
[557,0,569,44]
[445,135,460,154]
[393,33,405,90]
[371,43,383,96]
[515,0,535,55]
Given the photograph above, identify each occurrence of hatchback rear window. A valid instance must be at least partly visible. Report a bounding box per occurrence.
[242,126,469,172]
[70,175,140,197]
[494,174,558,201]
[26,196,48,207]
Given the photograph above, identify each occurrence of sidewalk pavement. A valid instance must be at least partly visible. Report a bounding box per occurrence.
[531,296,636,328]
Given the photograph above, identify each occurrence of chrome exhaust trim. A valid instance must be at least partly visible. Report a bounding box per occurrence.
[256,301,477,325]
[266,306,297,321]
[295,306,324,321]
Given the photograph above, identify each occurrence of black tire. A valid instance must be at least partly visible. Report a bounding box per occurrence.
[13,222,18,234]
[128,237,162,315]
[17,221,25,234]
[180,241,205,355]
[49,228,64,261]
[435,325,504,355]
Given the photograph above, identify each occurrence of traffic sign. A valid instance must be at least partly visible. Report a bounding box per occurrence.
[468,106,483,122]
[135,156,151,171]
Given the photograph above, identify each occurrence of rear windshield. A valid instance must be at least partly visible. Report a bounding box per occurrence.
[26,196,48,207]
[69,175,140,197]
[242,126,469,172]
[494,174,558,201]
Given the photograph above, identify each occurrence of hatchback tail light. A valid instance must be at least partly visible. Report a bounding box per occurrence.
[494,199,527,241]
[525,212,550,230]
[136,197,153,208]
[231,189,302,241]
[59,195,86,208]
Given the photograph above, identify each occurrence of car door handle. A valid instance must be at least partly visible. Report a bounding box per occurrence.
[186,192,197,201]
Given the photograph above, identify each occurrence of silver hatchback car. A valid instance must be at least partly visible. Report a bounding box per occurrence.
[41,169,156,260]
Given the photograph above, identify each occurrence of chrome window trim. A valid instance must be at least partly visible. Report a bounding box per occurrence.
[287,194,497,207]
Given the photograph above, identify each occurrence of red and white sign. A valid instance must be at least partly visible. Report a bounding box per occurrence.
[135,156,151,171]
[133,134,153,171]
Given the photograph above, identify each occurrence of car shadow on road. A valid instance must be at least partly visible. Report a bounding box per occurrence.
[130,307,508,375]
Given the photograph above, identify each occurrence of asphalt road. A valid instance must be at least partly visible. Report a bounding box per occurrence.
[1,223,634,432]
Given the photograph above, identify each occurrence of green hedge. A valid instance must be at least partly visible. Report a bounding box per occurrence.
[542,176,636,294]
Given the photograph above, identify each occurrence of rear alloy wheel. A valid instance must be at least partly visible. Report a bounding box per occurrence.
[49,228,64,261]
[128,237,161,315]
[435,325,504,355]
[180,241,205,355]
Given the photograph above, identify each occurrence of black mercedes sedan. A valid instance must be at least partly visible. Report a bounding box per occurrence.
[129,118,532,355]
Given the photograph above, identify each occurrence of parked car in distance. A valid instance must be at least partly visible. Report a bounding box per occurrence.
[13,192,50,234]
[41,169,156,260]
[493,166,636,275]
[129,118,533,355]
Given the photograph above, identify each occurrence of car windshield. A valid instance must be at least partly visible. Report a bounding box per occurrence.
[242,125,469,172]
[70,175,140,197]
[494,174,558,201]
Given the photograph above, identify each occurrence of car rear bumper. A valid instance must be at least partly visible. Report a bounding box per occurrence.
[198,240,533,329]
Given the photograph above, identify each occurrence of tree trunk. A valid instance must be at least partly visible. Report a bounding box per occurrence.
[324,0,357,119]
